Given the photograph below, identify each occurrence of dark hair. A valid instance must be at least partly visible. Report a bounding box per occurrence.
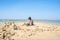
[28,17,31,20]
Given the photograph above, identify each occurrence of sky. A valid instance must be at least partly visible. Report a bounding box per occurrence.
[0,0,60,20]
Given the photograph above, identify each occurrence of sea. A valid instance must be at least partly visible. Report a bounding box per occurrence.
[39,20,60,25]
[0,19,60,25]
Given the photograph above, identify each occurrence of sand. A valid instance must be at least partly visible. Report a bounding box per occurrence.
[0,21,60,40]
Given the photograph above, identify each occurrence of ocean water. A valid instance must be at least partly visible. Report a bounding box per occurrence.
[0,19,60,25]
[0,19,27,24]
[39,20,60,25]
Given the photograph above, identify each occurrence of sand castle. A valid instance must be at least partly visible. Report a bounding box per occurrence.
[0,22,60,40]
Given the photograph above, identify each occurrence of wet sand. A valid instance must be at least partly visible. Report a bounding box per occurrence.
[0,21,60,40]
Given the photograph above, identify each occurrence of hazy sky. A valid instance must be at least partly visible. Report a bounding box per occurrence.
[0,0,60,20]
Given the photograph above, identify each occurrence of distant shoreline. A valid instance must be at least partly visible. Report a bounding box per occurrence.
[0,19,60,25]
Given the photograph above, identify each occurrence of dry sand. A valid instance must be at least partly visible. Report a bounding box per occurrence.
[0,21,60,40]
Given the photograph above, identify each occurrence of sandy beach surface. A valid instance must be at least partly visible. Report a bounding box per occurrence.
[0,21,60,40]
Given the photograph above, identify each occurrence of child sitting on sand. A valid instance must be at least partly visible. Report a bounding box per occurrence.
[23,17,34,26]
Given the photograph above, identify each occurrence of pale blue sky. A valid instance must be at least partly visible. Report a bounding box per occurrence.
[0,0,60,20]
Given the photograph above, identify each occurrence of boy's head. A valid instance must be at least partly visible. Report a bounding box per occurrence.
[28,17,31,20]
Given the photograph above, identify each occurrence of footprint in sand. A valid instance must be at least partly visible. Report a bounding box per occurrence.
[28,33,32,37]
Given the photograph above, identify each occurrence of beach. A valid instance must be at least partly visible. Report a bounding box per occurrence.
[0,21,60,40]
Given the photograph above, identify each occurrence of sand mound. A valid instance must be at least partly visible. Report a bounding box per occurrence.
[0,22,60,40]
